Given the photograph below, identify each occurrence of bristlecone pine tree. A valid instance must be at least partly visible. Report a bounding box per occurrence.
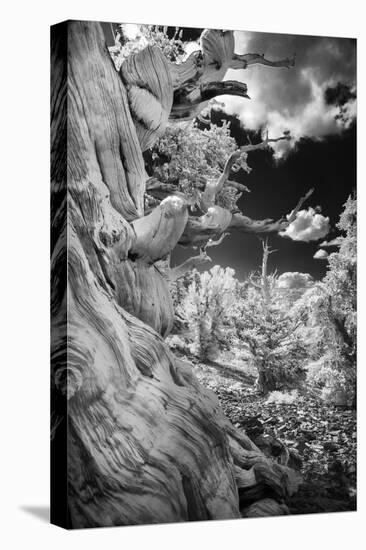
[177,265,238,361]
[238,241,307,394]
[293,195,357,405]
[51,21,306,528]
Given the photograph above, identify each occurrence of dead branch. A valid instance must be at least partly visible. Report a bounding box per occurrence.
[230,188,314,236]
[170,249,212,281]
[231,52,296,70]
[206,232,229,248]
[286,188,315,223]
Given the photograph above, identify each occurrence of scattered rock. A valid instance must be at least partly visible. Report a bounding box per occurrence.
[188,356,357,515]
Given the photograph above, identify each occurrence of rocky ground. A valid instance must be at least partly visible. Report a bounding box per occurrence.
[189,356,357,515]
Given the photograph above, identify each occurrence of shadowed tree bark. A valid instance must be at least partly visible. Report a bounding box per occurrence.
[51,20,301,529]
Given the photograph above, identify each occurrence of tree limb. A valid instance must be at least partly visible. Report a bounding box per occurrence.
[223,132,292,178]
[170,249,212,281]
[146,177,178,194]
[229,213,287,234]
[231,52,296,70]
[179,186,314,247]
[200,150,243,211]
[131,194,188,263]
[248,272,262,290]
[206,232,229,248]
[225,180,251,193]
[200,133,290,212]
[167,30,295,121]
[239,132,291,154]
[286,188,314,223]
[230,188,314,236]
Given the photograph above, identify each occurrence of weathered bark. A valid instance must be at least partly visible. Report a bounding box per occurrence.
[169,29,295,120]
[120,33,250,148]
[131,194,188,263]
[200,150,244,212]
[260,239,277,304]
[121,27,294,132]
[51,21,300,529]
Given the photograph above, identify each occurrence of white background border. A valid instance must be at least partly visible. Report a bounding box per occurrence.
[1,1,364,548]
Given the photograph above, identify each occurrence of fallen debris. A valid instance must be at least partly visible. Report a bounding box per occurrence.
[191,359,357,514]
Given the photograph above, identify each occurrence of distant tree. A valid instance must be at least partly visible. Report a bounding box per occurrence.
[324,195,356,363]
[239,297,307,394]
[177,265,239,360]
[294,195,356,405]
[291,282,335,360]
[238,241,307,394]
[170,268,200,334]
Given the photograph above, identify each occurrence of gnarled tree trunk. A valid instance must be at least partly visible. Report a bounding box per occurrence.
[51,20,299,529]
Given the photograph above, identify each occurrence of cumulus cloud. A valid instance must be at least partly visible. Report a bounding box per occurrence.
[220,31,356,155]
[313,249,329,260]
[280,207,330,242]
[277,272,313,289]
[319,237,343,248]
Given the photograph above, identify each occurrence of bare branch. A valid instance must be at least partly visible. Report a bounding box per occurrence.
[170,79,250,121]
[286,188,314,223]
[225,180,251,193]
[240,132,291,153]
[229,213,285,234]
[201,150,243,208]
[231,52,296,70]
[179,213,230,247]
[248,273,262,290]
[170,249,212,281]
[228,132,292,173]
[262,238,278,255]
[196,111,211,125]
[201,133,290,212]
[229,188,314,236]
[146,177,178,194]
[206,232,229,248]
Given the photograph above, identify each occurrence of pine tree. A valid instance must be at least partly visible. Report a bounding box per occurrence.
[177,266,238,360]
[237,242,307,394]
[295,196,357,405]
